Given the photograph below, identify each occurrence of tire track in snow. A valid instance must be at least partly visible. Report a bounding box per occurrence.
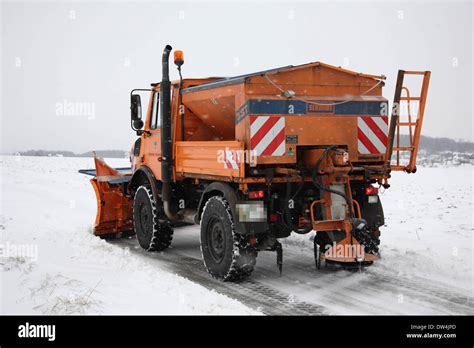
[113,237,328,315]
[109,235,472,315]
[277,246,474,314]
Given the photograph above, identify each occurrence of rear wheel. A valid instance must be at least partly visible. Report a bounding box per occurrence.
[133,185,173,252]
[200,196,257,281]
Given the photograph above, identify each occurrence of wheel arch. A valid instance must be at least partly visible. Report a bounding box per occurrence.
[129,166,161,204]
[196,182,239,225]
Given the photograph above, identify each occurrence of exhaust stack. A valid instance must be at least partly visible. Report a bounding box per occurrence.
[159,45,177,220]
[160,44,172,186]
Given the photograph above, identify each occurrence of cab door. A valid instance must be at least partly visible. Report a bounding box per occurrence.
[140,89,162,180]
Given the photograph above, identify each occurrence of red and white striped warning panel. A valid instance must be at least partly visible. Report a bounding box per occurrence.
[223,149,241,169]
[357,116,389,155]
[250,116,286,156]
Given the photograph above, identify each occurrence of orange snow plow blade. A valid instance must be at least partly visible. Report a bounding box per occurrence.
[80,157,133,237]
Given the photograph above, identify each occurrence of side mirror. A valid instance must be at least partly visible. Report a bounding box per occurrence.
[133,119,144,130]
[130,94,142,122]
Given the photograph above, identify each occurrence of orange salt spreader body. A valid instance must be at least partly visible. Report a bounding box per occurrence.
[80,45,430,281]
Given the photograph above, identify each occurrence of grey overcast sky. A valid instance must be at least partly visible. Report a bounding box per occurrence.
[1,0,472,153]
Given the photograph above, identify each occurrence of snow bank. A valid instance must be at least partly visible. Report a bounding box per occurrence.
[0,155,260,315]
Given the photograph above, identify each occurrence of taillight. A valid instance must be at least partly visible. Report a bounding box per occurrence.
[269,213,278,222]
[365,186,379,195]
[248,190,265,199]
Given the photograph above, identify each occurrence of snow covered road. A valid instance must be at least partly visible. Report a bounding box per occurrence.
[109,224,473,315]
[1,156,472,314]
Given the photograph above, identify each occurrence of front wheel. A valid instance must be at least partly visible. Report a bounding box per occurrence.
[133,185,173,252]
[200,196,257,281]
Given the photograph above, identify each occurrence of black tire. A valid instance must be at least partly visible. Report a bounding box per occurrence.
[200,196,257,281]
[133,185,173,252]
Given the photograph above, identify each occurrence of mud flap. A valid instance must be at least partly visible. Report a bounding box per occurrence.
[79,157,133,237]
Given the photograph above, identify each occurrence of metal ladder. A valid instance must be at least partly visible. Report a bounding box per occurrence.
[386,70,431,172]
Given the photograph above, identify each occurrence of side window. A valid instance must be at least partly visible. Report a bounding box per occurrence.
[150,92,160,129]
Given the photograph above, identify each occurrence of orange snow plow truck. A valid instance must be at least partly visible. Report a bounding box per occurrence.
[80,45,430,281]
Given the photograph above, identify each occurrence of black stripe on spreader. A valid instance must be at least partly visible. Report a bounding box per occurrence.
[235,99,388,124]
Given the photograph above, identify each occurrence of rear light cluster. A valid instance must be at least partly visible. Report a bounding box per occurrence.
[248,190,265,199]
[365,185,379,204]
[269,213,278,222]
[365,186,379,195]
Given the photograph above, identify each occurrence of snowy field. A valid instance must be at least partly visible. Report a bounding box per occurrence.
[1,155,472,315]
[0,156,259,315]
